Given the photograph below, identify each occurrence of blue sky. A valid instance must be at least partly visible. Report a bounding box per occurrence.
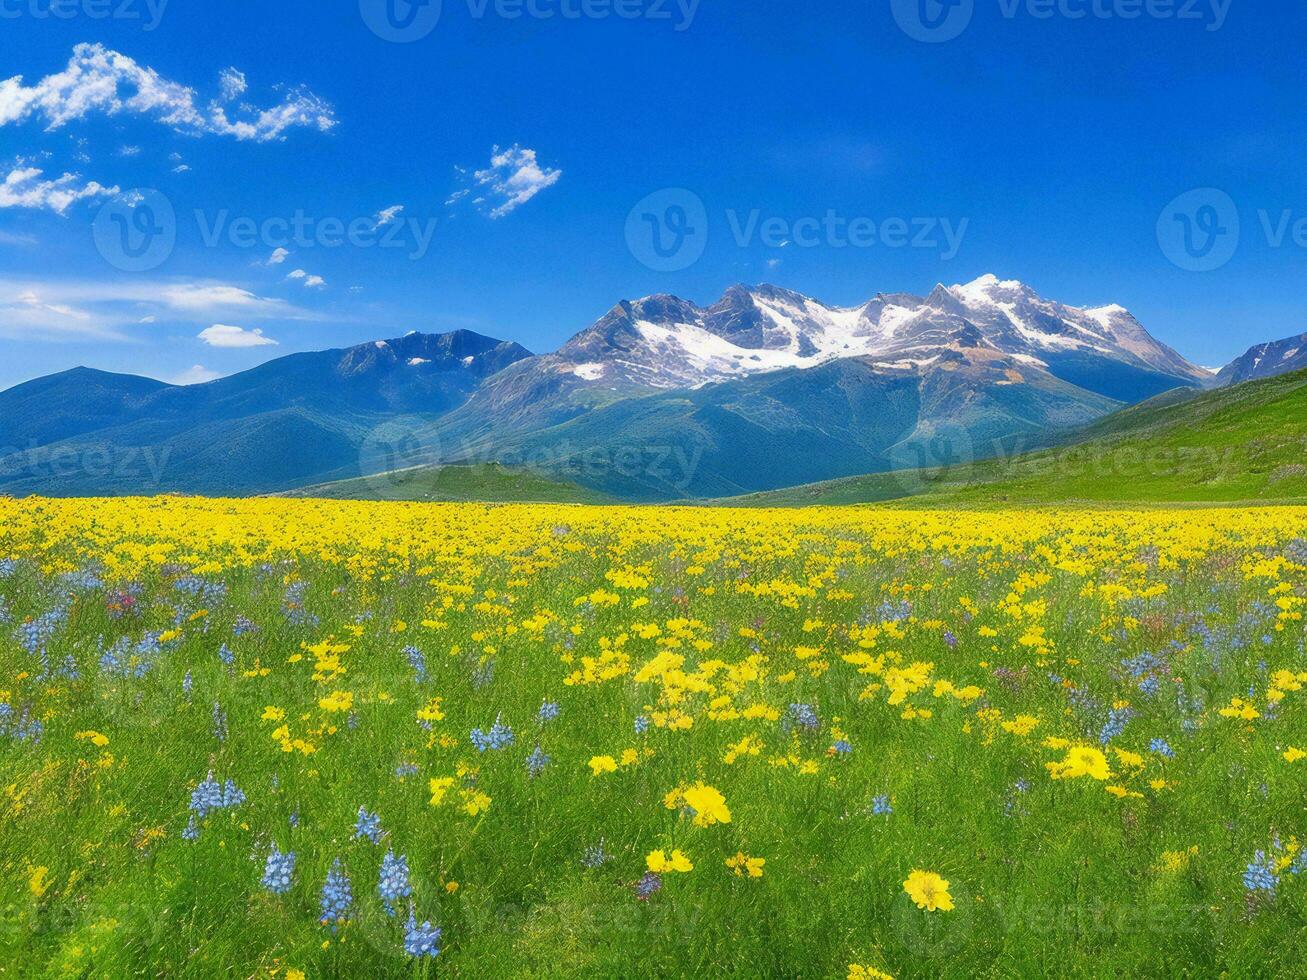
[0,0,1304,389]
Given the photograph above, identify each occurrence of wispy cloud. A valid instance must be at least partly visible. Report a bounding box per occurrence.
[0,287,122,340]
[198,324,277,348]
[0,43,336,142]
[170,364,222,385]
[372,204,404,228]
[287,269,326,289]
[0,277,312,341]
[0,165,118,213]
[266,247,290,266]
[458,144,561,218]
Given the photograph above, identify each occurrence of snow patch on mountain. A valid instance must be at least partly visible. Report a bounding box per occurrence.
[546,275,1208,393]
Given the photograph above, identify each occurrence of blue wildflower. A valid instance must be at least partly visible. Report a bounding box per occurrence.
[221,779,245,808]
[582,839,610,868]
[354,806,383,844]
[470,716,514,752]
[1149,738,1175,758]
[189,773,227,819]
[787,703,819,731]
[831,739,853,755]
[538,700,560,723]
[526,745,550,777]
[394,762,420,779]
[634,715,650,735]
[217,643,235,666]
[262,845,296,895]
[1243,851,1278,893]
[635,871,663,900]
[403,645,427,684]
[319,859,353,932]
[404,908,441,958]
[378,849,412,914]
[872,795,892,815]
[1099,706,1133,745]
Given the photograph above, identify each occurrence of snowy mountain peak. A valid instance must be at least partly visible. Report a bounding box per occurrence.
[1217,330,1307,386]
[548,276,1209,397]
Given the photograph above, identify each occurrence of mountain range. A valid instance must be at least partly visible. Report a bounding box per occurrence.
[0,275,1298,500]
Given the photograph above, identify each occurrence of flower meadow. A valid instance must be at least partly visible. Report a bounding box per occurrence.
[0,498,1304,978]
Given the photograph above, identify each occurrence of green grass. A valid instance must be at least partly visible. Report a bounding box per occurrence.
[722,367,1307,508]
[279,462,616,504]
[0,500,1304,977]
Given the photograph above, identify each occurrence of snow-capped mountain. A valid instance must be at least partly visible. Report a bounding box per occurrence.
[1217,331,1307,386]
[540,275,1209,400]
[0,275,1232,501]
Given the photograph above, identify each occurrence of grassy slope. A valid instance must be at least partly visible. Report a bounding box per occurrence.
[279,462,616,505]
[720,367,1307,508]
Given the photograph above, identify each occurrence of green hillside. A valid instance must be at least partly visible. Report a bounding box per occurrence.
[722,367,1307,507]
[280,462,616,504]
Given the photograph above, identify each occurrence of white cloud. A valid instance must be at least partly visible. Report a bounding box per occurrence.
[372,204,403,227]
[0,286,121,340]
[0,229,37,246]
[160,283,292,313]
[0,277,313,341]
[287,269,326,289]
[0,43,336,142]
[198,324,277,348]
[171,364,222,385]
[267,247,289,265]
[464,144,561,218]
[17,288,91,321]
[218,68,247,102]
[172,164,191,174]
[118,145,141,157]
[0,165,118,213]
